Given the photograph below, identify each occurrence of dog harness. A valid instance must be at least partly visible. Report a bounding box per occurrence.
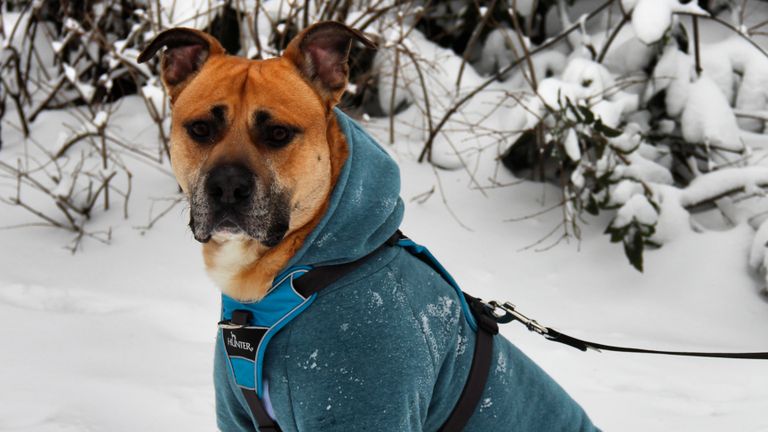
[218,232,498,432]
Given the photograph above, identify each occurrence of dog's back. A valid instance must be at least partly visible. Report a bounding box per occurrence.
[215,242,597,431]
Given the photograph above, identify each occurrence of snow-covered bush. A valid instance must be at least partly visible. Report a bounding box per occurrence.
[3,0,768,289]
[387,0,768,279]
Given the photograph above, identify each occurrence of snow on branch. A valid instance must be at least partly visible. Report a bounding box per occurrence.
[681,167,768,209]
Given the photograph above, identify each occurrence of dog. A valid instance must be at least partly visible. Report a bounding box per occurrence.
[139,22,599,432]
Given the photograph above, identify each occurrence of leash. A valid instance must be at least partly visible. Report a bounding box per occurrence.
[220,229,766,432]
[472,299,768,360]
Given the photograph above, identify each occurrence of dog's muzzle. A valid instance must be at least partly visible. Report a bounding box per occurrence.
[188,163,290,245]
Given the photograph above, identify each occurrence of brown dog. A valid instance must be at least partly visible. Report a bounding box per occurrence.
[139,22,373,301]
[139,22,596,432]
[138,22,598,432]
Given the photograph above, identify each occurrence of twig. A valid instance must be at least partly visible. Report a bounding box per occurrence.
[505,199,567,222]
[680,12,768,60]
[597,12,629,63]
[511,0,538,90]
[455,0,498,93]
[516,220,567,252]
[388,35,401,144]
[55,131,102,158]
[400,47,434,151]
[431,165,473,232]
[410,186,435,204]
[692,15,702,77]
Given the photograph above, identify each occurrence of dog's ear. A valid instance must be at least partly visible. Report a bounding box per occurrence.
[138,28,226,101]
[283,21,375,108]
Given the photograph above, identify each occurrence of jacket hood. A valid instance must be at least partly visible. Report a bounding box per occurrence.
[284,108,404,269]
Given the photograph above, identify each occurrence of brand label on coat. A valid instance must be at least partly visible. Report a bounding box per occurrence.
[222,327,267,359]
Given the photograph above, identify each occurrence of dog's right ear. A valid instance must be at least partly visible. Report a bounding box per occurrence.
[283,22,376,109]
[138,28,225,102]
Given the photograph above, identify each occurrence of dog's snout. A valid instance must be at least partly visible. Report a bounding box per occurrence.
[206,164,254,206]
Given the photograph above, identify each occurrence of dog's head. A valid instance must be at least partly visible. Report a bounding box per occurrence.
[139,23,373,246]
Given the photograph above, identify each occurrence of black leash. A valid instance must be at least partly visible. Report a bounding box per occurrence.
[230,229,766,432]
[475,299,768,360]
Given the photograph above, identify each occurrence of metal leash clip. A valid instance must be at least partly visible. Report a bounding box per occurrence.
[489,301,549,336]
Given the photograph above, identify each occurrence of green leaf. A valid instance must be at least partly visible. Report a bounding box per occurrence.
[593,136,607,159]
[605,224,626,243]
[622,224,645,272]
[585,194,599,216]
[595,120,623,138]
[566,98,582,123]
[577,105,595,124]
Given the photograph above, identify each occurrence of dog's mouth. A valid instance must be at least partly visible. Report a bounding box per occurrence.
[214,217,241,232]
[189,206,290,247]
[191,214,250,243]
[210,217,247,241]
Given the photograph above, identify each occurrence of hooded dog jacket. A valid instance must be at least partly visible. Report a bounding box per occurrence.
[214,109,600,432]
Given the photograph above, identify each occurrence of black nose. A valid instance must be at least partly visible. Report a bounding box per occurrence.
[206,164,254,207]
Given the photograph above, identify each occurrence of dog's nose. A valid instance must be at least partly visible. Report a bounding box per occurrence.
[206,164,254,206]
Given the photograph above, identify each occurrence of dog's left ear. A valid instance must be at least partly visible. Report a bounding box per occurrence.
[283,21,375,108]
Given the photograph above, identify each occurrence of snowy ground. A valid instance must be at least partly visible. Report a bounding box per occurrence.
[4,2,768,428]
[1,96,768,432]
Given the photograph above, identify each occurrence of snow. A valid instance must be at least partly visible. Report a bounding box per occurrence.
[2,92,768,431]
[749,218,768,269]
[141,82,167,115]
[609,179,644,206]
[562,58,615,99]
[564,129,581,161]
[63,64,96,102]
[512,0,536,17]
[623,151,674,185]
[476,27,523,80]
[93,111,108,128]
[613,194,658,228]
[596,26,655,75]
[646,45,694,117]
[625,0,708,45]
[51,40,64,54]
[681,76,743,152]
[651,186,693,243]
[680,166,768,207]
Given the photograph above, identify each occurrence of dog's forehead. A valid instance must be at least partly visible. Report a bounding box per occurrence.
[173,56,325,128]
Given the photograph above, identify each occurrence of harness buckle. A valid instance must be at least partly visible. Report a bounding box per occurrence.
[218,309,253,329]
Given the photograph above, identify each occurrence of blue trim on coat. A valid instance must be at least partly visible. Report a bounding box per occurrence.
[220,269,316,397]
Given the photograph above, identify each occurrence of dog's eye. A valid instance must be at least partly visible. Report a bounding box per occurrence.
[265,125,294,148]
[187,121,212,141]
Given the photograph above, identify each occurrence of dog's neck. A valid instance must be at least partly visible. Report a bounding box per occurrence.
[202,112,349,301]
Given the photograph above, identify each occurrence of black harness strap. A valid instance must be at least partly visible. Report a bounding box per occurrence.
[293,233,401,298]
[241,390,281,432]
[439,294,497,432]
